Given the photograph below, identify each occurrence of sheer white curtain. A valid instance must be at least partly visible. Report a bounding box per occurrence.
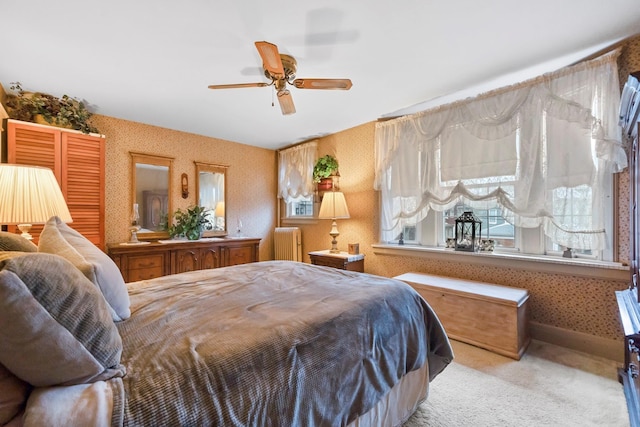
[374,50,626,250]
[278,140,317,202]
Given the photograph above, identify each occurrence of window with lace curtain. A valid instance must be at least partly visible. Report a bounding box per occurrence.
[278,141,317,218]
[374,50,626,261]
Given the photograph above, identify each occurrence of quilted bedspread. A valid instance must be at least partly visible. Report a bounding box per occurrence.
[111,261,452,426]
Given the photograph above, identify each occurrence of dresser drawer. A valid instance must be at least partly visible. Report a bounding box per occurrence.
[228,246,253,266]
[128,267,164,282]
[129,254,164,270]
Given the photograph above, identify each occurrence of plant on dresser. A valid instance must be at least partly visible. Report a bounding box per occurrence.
[168,205,210,240]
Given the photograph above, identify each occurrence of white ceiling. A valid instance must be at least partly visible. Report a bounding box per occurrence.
[2,1,639,151]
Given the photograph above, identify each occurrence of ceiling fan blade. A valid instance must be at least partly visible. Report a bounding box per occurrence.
[207,82,270,90]
[255,41,285,79]
[277,90,296,115]
[293,78,352,90]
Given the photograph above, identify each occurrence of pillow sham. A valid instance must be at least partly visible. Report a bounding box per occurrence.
[0,232,37,253]
[0,253,125,387]
[38,216,131,321]
[0,363,30,425]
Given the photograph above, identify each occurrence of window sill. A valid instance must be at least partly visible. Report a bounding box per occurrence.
[281,217,320,225]
[371,243,629,281]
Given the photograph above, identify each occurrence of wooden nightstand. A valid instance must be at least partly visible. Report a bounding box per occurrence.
[309,250,365,272]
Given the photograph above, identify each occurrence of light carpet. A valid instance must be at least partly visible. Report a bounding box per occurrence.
[403,339,629,427]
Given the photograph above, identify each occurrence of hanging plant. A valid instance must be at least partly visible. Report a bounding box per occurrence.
[313,154,339,183]
[4,82,99,134]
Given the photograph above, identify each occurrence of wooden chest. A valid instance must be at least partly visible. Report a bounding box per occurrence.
[395,272,530,360]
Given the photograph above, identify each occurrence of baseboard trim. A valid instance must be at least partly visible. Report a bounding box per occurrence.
[530,321,624,363]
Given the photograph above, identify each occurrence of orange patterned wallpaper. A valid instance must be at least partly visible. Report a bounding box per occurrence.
[82,35,639,343]
[293,36,640,342]
[91,115,277,262]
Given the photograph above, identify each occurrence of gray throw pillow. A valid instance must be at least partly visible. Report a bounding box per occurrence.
[38,216,131,321]
[0,253,125,387]
[0,232,37,252]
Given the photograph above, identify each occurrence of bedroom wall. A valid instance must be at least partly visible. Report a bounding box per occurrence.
[290,35,640,358]
[91,115,277,262]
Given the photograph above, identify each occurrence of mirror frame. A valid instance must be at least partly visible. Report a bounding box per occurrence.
[130,152,174,240]
[195,161,228,237]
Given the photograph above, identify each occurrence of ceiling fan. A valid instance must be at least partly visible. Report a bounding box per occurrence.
[207,41,353,115]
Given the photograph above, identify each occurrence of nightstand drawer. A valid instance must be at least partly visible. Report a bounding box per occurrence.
[309,250,364,272]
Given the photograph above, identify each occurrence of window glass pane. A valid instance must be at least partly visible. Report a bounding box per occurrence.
[548,185,594,256]
[443,203,515,248]
[286,196,314,217]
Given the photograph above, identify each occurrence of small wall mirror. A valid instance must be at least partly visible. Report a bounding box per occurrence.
[130,152,174,240]
[195,161,227,237]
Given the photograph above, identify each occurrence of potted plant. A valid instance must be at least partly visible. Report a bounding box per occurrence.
[313,154,339,191]
[4,82,99,134]
[168,205,210,240]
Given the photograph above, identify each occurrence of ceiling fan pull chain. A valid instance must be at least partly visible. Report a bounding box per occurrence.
[271,86,275,107]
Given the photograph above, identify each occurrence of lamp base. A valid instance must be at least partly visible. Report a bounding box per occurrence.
[128,226,141,244]
[17,224,33,240]
[328,220,340,253]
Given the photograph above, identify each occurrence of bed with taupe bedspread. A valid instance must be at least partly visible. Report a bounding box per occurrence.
[0,218,453,427]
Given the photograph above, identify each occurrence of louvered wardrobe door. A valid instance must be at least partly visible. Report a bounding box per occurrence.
[7,120,62,242]
[6,119,105,248]
[62,131,105,248]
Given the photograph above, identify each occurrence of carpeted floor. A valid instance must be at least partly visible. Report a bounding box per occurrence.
[403,339,629,427]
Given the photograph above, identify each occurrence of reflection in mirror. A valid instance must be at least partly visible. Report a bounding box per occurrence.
[130,152,174,240]
[195,162,227,237]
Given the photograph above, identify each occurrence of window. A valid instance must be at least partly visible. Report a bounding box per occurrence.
[286,195,315,218]
[374,50,625,261]
[278,141,317,215]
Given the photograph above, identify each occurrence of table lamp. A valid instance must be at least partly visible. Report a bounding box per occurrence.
[0,164,72,239]
[318,190,350,253]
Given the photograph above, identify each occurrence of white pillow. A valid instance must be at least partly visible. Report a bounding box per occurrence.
[38,216,131,321]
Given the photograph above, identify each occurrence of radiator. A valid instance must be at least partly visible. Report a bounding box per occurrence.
[274,227,302,261]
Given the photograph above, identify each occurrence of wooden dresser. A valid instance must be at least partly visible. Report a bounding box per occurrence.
[107,237,260,282]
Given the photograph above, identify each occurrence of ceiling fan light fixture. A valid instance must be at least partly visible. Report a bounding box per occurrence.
[209,40,352,116]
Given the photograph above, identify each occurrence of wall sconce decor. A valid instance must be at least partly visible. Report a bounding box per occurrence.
[181,173,189,199]
[454,211,482,252]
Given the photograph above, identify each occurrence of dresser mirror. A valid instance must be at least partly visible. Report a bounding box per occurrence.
[130,152,174,240]
[195,161,227,237]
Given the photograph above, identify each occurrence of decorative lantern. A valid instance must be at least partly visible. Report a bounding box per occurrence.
[455,211,482,252]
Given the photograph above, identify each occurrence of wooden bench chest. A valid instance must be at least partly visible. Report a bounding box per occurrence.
[395,272,530,360]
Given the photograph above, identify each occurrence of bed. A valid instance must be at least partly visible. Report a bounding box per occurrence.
[0,218,453,427]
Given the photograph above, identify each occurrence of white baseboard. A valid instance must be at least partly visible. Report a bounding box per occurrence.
[530,321,624,364]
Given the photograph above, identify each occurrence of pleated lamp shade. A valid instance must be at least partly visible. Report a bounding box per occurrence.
[318,191,350,220]
[0,164,72,239]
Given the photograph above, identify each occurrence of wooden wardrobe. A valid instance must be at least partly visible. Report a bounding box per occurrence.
[6,119,105,248]
[617,113,640,427]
